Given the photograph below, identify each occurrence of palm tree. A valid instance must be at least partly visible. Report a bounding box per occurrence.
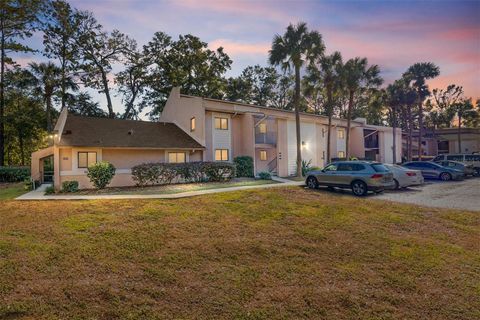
[30,62,77,131]
[452,99,475,153]
[304,51,343,163]
[341,57,382,159]
[269,22,324,176]
[403,62,440,160]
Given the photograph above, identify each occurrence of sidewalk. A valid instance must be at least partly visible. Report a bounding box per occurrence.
[16,177,304,201]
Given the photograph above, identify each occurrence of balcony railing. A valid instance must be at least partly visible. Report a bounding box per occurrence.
[255,131,277,145]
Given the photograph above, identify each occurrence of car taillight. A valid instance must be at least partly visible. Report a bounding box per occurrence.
[406,172,416,176]
[371,174,383,179]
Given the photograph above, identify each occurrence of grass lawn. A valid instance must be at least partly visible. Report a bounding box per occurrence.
[71,178,278,195]
[1,187,479,319]
[0,183,27,200]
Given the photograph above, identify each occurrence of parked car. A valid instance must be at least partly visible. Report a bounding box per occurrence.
[432,154,480,176]
[305,161,395,196]
[402,161,464,181]
[434,160,475,177]
[384,164,424,189]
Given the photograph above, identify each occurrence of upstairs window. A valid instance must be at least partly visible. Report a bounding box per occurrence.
[168,152,186,163]
[214,117,228,130]
[190,117,196,131]
[78,152,97,168]
[338,129,345,139]
[259,123,267,134]
[338,151,345,158]
[215,149,229,161]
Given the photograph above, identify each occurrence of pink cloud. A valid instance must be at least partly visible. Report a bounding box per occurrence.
[209,39,270,56]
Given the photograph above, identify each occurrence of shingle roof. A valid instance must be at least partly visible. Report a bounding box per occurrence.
[57,115,204,149]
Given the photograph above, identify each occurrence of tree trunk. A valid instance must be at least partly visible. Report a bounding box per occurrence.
[345,90,354,159]
[101,69,115,118]
[46,91,52,132]
[19,132,25,166]
[392,105,397,164]
[0,26,5,166]
[327,114,332,164]
[294,65,302,177]
[407,106,413,161]
[417,100,423,160]
[457,114,462,153]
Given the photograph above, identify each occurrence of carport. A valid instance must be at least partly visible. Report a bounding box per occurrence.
[31,146,54,184]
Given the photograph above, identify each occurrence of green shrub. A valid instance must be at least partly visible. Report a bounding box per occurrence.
[234,156,254,177]
[131,162,236,186]
[44,186,55,195]
[87,161,116,189]
[258,171,272,180]
[301,159,312,177]
[203,162,236,182]
[62,180,79,193]
[24,179,40,190]
[0,166,30,182]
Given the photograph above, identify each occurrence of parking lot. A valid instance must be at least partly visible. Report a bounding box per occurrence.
[375,177,480,211]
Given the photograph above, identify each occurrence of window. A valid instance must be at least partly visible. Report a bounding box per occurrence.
[465,155,480,161]
[371,163,389,172]
[324,164,338,172]
[260,150,267,161]
[259,123,267,134]
[447,155,464,161]
[78,152,97,168]
[168,152,186,163]
[215,149,229,161]
[338,151,345,158]
[337,163,353,171]
[338,129,345,139]
[214,117,228,130]
[190,117,196,131]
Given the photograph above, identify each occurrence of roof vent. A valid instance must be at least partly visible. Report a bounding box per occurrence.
[64,130,72,135]
[128,129,134,135]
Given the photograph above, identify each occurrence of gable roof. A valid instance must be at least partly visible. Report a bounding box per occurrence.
[57,114,204,149]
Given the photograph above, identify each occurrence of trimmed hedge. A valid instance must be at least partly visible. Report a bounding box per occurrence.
[62,180,79,193]
[131,162,236,186]
[87,161,116,189]
[0,166,31,182]
[258,171,272,180]
[234,156,254,177]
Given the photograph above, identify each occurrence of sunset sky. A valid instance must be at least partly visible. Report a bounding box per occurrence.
[20,0,480,112]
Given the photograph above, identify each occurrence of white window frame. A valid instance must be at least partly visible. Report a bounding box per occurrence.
[168,152,186,163]
[215,149,229,161]
[214,117,228,130]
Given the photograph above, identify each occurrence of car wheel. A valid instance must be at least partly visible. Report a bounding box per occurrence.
[351,180,368,196]
[440,172,452,181]
[306,176,318,189]
[327,186,335,192]
[393,179,400,190]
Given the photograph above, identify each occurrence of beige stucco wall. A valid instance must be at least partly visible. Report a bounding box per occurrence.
[255,147,276,173]
[276,119,289,176]
[56,147,203,190]
[160,87,206,146]
[350,127,365,159]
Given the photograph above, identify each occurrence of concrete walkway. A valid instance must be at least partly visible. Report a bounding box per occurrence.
[16,177,304,201]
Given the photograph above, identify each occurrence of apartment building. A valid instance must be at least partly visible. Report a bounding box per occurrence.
[160,87,402,176]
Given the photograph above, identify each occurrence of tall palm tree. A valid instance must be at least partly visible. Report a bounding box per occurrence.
[452,99,475,153]
[304,51,343,164]
[30,62,77,132]
[403,62,440,160]
[341,57,382,159]
[269,22,324,176]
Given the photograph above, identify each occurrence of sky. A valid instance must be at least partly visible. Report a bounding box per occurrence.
[18,0,480,114]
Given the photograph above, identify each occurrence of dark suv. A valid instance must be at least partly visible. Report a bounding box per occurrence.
[402,161,464,181]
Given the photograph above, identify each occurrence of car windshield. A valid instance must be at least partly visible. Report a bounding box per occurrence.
[371,163,389,172]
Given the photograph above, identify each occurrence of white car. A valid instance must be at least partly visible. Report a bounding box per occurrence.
[384,164,424,189]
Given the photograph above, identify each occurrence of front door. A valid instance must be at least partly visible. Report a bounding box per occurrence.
[42,156,54,183]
